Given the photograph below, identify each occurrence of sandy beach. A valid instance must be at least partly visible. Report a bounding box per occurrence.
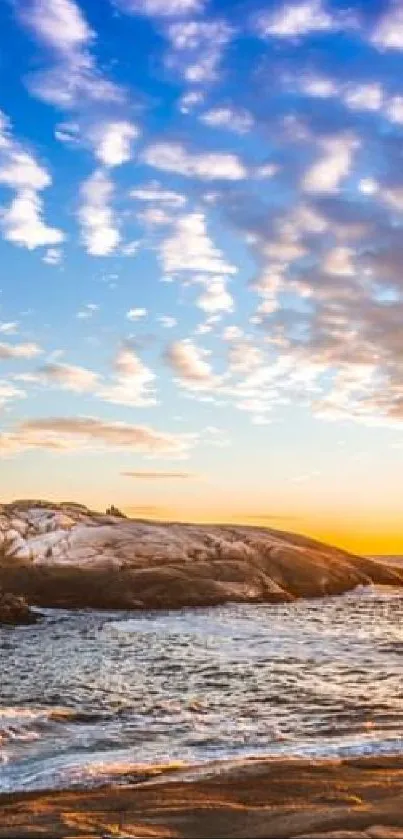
[1,754,403,838]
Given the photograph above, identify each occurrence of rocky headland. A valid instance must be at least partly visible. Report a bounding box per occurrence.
[0,500,402,611]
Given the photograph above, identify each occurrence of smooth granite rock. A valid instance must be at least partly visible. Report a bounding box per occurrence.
[0,500,402,610]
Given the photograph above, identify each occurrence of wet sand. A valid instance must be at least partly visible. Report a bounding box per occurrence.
[1,754,403,838]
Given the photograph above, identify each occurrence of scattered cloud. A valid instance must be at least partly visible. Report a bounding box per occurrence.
[158,315,178,328]
[196,277,234,313]
[0,381,26,409]
[0,323,18,335]
[126,308,147,321]
[91,120,139,167]
[371,2,403,51]
[0,110,64,250]
[302,134,358,194]
[143,141,247,180]
[254,0,334,39]
[200,107,254,134]
[386,95,403,123]
[322,246,355,276]
[165,20,233,83]
[0,341,42,360]
[76,303,99,319]
[160,212,236,276]
[130,182,187,208]
[78,170,120,256]
[121,470,199,478]
[0,416,194,457]
[43,247,63,265]
[97,345,157,407]
[116,0,205,17]
[39,362,100,392]
[164,339,217,390]
[343,82,383,112]
[18,0,123,108]
[178,89,204,113]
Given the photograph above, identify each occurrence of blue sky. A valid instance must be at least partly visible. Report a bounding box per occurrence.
[1,0,403,551]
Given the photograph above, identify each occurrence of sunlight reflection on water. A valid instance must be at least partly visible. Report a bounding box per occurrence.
[1,586,402,792]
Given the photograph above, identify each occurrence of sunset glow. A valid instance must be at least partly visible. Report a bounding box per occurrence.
[0,0,402,554]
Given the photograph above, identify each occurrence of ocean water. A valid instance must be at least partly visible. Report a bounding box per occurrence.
[1,584,403,793]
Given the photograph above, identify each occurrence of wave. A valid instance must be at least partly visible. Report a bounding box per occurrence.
[351,583,403,599]
[0,706,105,749]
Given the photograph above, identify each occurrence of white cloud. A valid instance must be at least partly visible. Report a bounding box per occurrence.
[196,277,234,313]
[359,178,379,196]
[322,246,355,276]
[116,0,205,17]
[143,141,247,180]
[344,83,383,112]
[178,90,204,113]
[299,74,338,98]
[0,341,42,360]
[138,207,172,227]
[130,182,187,208]
[97,346,157,407]
[222,325,243,341]
[40,362,100,392]
[127,307,147,321]
[382,186,403,211]
[200,107,254,134]
[0,323,18,335]
[76,303,99,319]
[18,0,123,109]
[371,2,403,51]
[255,0,334,39]
[0,381,26,409]
[302,134,358,194]
[0,149,50,191]
[0,110,64,250]
[254,163,279,179]
[91,120,139,167]
[121,239,141,256]
[165,339,216,389]
[78,170,120,256]
[158,315,178,328]
[43,247,63,265]
[165,20,233,83]
[0,416,193,457]
[2,191,64,250]
[160,212,236,276]
[386,95,403,123]
[54,121,80,145]
[20,0,93,52]
[228,340,264,373]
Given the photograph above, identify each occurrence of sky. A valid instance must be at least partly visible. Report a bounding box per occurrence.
[0,0,403,554]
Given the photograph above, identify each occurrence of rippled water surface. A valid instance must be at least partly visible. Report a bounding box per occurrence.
[1,586,403,792]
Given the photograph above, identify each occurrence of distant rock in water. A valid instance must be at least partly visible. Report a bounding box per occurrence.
[0,589,38,625]
[0,500,402,611]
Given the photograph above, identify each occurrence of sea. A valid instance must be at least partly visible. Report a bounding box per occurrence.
[1,575,403,793]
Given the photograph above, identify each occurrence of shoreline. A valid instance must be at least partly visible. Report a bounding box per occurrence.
[1,754,403,838]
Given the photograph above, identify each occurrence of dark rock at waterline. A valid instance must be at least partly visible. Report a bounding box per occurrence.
[0,589,39,625]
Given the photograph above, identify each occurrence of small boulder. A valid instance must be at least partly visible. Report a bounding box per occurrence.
[0,590,39,625]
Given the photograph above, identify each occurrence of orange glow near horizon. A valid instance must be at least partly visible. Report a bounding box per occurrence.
[122,504,402,557]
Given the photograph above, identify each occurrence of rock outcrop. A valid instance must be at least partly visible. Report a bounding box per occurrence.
[0,500,402,610]
[0,589,38,625]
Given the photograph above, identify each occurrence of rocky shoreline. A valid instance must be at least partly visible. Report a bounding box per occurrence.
[0,589,38,625]
[0,754,402,838]
[1,500,402,611]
